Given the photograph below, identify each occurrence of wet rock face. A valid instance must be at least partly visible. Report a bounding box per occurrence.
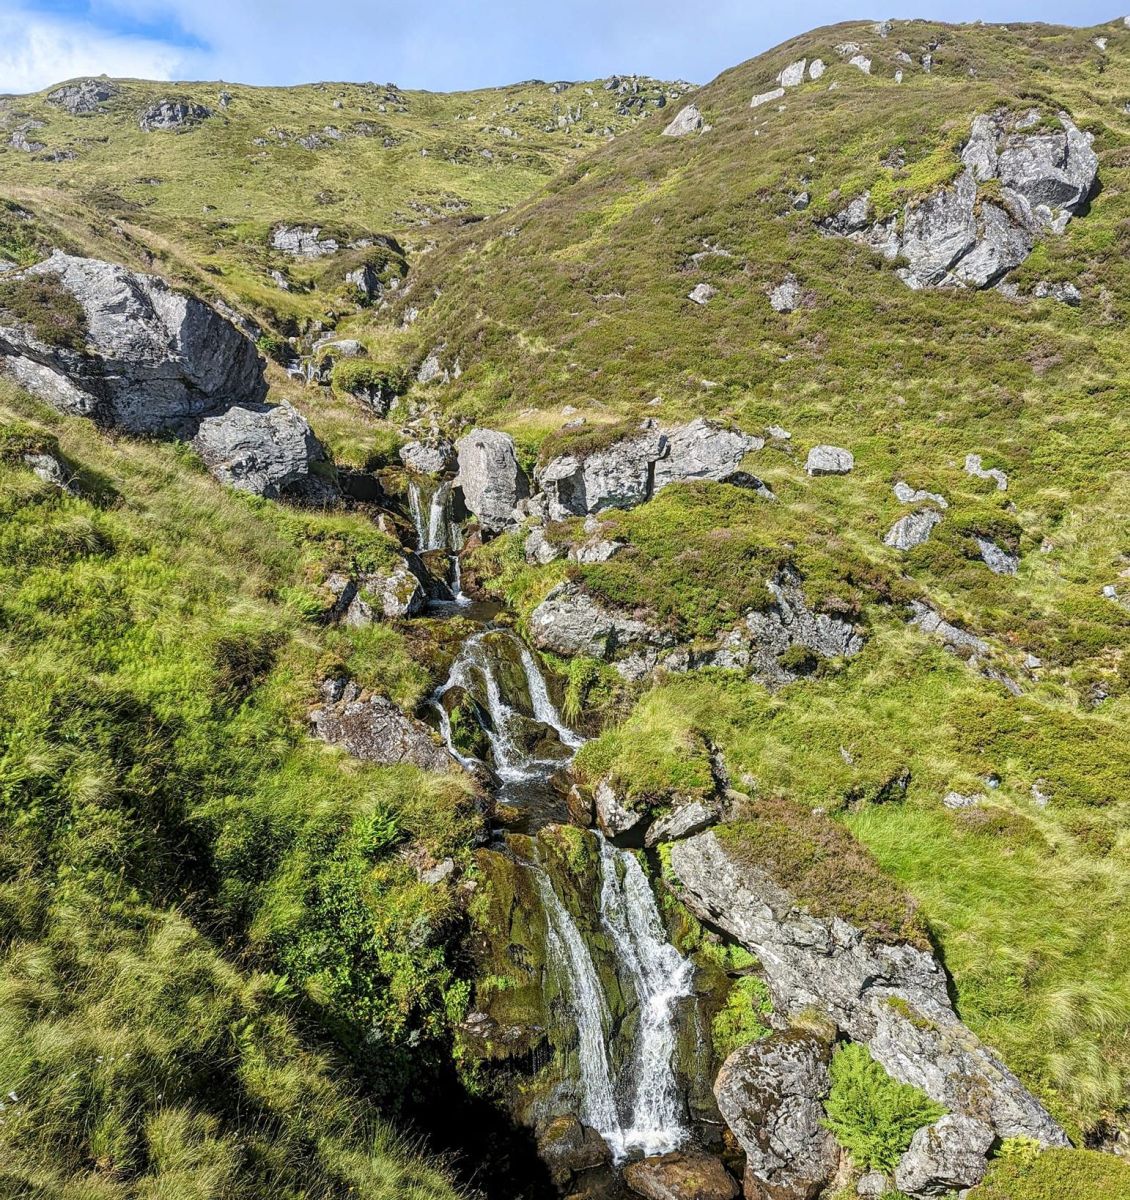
[0,251,267,433]
[310,683,456,772]
[623,1148,739,1200]
[455,427,529,534]
[47,78,119,114]
[893,1115,994,1196]
[538,1115,611,1188]
[714,1030,838,1200]
[669,829,1069,1147]
[822,110,1097,290]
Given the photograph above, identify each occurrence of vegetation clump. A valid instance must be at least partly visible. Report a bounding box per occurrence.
[0,272,88,350]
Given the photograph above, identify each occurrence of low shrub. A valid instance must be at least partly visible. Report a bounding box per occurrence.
[0,273,88,350]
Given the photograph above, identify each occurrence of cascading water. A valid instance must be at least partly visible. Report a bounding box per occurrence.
[433,624,694,1163]
[407,477,470,604]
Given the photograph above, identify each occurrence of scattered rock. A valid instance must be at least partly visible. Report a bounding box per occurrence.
[624,1149,738,1200]
[688,282,717,305]
[670,829,1069,1145]
[524,525,562,565]
[792,191,811,210]
[193,401,333,501]
[805,445,854,475]
[1032,279,1081,305]
[420,858,455,885]
[310,686,456,772]
[850,55,872,74]
[416,347,449,384]
[653,417,762,490]
[0,251,265,434]
[767,424,791,441]
[46,78,119,114]
[714,1030,839,1200]
[908,601,989,656]
[942,791,983,810]
[975,536,1019,576]
[22,451,75,492]
[893,1115,994,1197]
[455,428,529,534]
[271,225,340,257]
[894,481,948,508]
[139,100,212,131]
[857,1170,889,1197]
[769,273,803,313]
[537,426,665,519]
[964,453,1007,490]
[399,439,455,475]
[751,87,786,108]
[884,509,942,551]
[568,535,623,563]
[661,104,705,137]
[9,127,46,153]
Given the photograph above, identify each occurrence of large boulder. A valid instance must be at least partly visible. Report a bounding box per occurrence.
[822,110,1097,291]
[325,560,427,622]
[668,828,1068,1146]
[0,252,267,433]
[661,104,705,138]
[455,428,529,534]
[399,438,455,475]
[193,401,333,500]
[624,1149,739,1200]
[310,683,457,772]
[893,1115,994,1197]
[653,417,763,490]
[536,426,665,519]
[713,1030,839,1200]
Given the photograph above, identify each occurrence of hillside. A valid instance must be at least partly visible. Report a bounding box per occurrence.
[1,14,1129,1200]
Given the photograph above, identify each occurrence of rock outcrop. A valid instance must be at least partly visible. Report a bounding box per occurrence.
[821,110,1097,291]
[529,582,670,676]
[536,426,665,520]
[47,78,119,114]
[271,226,340,257]
[964,454,1008,490]
[669,829,1068,1146]
[884,509,942,551]
[324,560,427,622]
[713,1030,839,1200]
[661,104,705,137]
[975,536,1019,575]
[193,401,332,500]
[893,1115,994,1196]
[0,251,266,433]
[310,682,456,772]
[455,428,529,533]
[139,100,212,131]
[769,274,803,313]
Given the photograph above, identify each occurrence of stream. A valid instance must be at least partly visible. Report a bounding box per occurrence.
[408,470,697,1172]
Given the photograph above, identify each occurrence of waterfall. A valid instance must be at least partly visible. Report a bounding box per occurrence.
[596,839,693,1158]
[516,640,584,750]
[407,479,429,549]
[407,477,470,605]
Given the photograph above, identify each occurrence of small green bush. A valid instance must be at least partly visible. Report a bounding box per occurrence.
[711,975,773,1059]
[331,357,403,398]
[822,1043,945,1172]
[0,273,88,350]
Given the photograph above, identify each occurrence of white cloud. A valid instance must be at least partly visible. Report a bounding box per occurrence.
[0,9,189,94]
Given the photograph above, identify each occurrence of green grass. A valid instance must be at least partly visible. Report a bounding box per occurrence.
[0,385,476,1195]
[968,1147,1130,1200]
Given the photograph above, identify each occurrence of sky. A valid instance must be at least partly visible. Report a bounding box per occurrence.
[0,1,1122,94]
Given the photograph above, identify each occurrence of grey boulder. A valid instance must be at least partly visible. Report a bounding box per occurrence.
[271,225,340,257]
[193,401,333,500]
[310,685,456,772]
[806,444,854,475]
[530,582,669,663]
[714,1030,839,1200]
[536,426,665,520]
[975,536,1019,575]
[653,417,762,490]
[661,104,704,137]
[893,1115,994,1197]
[455,428,529,534]
[399,439,455,475]
[139,100,212,131]
[884,509,942,551]
[0,251,266,434]
[769,274,803,313]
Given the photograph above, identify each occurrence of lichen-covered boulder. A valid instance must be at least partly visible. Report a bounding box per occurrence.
[624,1148,739,1200]
[325,559,427,623]
[884,509,942,551]
[271,225,340,257]
[455,428,529,534]
[399,438,455,475]
[193,401,333,500]
[139,100,212,131]
[713,1029,839,1200]
[0,251,267,433]
[529,582,669,665]
[310,683,456,772]
[653,417,763,490]
[536,426,666,519]
[893,1115,994,1197]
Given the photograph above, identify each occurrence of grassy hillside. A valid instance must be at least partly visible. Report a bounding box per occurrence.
[400,16,1130,1139]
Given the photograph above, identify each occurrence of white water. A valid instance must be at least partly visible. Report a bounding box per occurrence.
[432,617,691,1162]
[408,478,471,604]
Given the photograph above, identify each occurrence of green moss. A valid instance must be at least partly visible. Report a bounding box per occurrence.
[969,1148,1130,1200]
[0,272,88,350]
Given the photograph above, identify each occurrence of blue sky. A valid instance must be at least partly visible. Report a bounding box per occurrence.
[0,1,1122,93]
